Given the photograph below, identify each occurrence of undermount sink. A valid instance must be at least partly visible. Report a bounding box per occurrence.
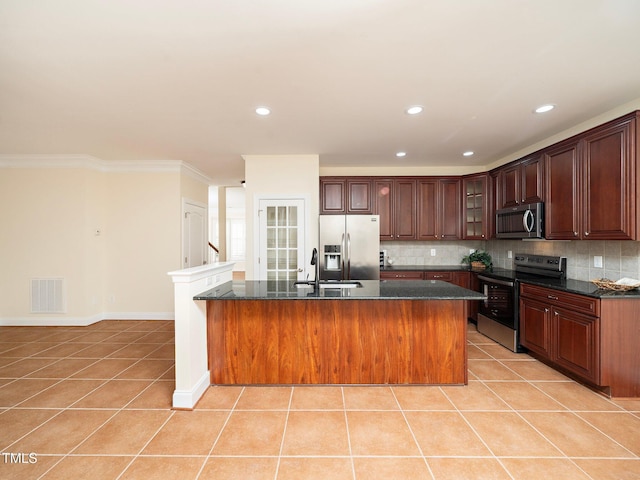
[293,280,363,289]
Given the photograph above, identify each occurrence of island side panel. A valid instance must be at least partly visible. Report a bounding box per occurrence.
[207,299,467,385]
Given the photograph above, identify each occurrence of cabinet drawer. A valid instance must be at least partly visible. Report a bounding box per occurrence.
[425,272,454,282]
[520,283,599,317]
[380,271,423,280]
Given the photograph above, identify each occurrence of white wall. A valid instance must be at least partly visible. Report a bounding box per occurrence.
[0,167,105,322]
[0,158,210,325]
[243,154,320,280]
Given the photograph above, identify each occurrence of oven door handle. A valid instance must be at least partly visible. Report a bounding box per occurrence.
[477,275,515,288]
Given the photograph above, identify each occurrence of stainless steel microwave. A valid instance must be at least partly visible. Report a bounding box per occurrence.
[496,202,544,239]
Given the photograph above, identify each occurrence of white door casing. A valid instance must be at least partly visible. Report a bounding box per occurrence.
[256,198,306,281]
[182,199,207,268]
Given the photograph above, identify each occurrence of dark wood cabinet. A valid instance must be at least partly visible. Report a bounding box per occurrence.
[519,296,552,358]
[320,177,374,214]
[545,112,639,240]
[462,173,489,239]
[497,154,544,209]
[582,116,636,239]
[346,178,373,214]
[417,177,461,240]
[380,270,423,280]
[320,177,346,214]
[374,178,417,241]
[554,307,600,383]
[520,284,599,384]
[544,140,581,239]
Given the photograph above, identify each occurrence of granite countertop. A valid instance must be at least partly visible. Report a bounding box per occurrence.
[194,279,486,301]
[518,276,640,299]
[381,264,640,299]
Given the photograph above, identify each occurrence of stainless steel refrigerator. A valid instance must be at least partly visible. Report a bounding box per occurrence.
[319,215,380,280]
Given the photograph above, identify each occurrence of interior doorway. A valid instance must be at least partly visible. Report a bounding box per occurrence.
[182,198,207,268]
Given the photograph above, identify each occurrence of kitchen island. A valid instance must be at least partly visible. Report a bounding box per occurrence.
[195,280,485,386]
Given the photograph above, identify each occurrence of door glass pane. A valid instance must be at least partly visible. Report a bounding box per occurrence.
[264,205,300,281]
[278,206,287,226]
[267,206,276,227]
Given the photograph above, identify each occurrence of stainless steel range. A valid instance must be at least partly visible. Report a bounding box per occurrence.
[477,253,567,352]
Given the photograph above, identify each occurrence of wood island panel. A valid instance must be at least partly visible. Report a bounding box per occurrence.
[207,299,467,385]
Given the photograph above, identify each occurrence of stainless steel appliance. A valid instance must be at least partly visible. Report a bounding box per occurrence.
[319,215,380,280]
[477,253,566,352]
[496,202,544,239]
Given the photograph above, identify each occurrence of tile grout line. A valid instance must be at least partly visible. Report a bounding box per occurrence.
[193,386,245,480]
[389,386,436,480]
[340,386,357,480]
[33,322,174,480]
[471,332,634,477]
[273,386,295,480]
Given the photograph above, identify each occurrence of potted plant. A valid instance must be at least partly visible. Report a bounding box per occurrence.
[461,250,492,269]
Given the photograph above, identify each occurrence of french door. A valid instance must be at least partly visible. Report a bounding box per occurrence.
[257,199,305,281]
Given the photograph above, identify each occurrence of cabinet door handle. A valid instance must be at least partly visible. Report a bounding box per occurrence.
[585,232,589,236]
[547,295,558,300]
[574,232,578,237]
[544,308,549,313]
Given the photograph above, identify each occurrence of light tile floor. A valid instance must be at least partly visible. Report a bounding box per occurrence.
[1,320,639,479]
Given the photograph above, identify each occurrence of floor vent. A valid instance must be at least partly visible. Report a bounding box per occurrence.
[30,278,65,313]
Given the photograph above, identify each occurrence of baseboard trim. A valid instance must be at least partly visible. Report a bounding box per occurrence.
[0,312,175,327]
[172,370,211,410]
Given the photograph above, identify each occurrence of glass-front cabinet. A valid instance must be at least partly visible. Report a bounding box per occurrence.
[462,173,488,239]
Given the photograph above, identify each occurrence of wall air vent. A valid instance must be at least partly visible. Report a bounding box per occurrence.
[30,278,66,313]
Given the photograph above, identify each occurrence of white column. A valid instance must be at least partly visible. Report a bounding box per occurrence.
[168,262,234,409]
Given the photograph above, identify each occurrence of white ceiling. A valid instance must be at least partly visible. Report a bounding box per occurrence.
[2,0,640,186]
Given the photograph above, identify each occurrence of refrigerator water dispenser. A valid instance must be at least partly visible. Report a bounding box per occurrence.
[324,245,341,271]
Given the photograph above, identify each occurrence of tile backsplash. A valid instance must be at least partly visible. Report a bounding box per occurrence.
[382,240,640,282]
[382,241,487,268]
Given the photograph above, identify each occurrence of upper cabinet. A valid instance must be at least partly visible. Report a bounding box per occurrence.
[545,111,639,240]
[320,177,346,214]
[462,173,489,240]
[346,178,373,214]
[416,178,461,240]
[320,111,639,242]
[374,178,417,240]
[496,154,544,209]
[320,177,373,214]
[544,139,581,239]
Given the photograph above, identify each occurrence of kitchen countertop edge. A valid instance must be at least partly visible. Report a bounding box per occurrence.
[195,279,486,301]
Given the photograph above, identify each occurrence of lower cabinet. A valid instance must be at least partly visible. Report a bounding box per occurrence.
[554,307,600,383]
[520,283,600,384]
[380,270,423,280]
[519,296,552,358]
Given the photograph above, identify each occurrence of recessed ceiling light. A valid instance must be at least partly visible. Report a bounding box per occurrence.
[406,106,423,115]
[255,106,271,116]
[534,104,555,114]
[396,152,407,158]
[463,151,474,157]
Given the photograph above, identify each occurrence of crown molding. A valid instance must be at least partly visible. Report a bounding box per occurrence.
[0,154,212,183]
[179,162,212,185]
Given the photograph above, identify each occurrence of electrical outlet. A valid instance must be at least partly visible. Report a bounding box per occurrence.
[508,250,513,259]
[469,248,475,255]
[430,249,436,257]
[594,256,603,268]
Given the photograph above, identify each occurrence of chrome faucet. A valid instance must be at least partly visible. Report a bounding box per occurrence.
[311,248,319,289]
